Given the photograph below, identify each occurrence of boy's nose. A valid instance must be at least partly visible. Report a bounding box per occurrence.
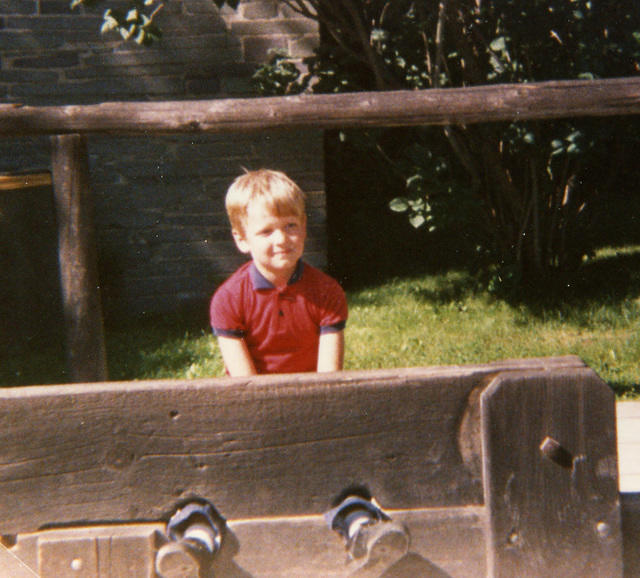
[272,228,287,243]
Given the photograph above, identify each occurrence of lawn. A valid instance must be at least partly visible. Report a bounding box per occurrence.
[2,246,639,399]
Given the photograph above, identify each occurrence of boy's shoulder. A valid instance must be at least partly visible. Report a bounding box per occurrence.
[299,262,343,287]
[296,263,346,309]
[211,261,253,298]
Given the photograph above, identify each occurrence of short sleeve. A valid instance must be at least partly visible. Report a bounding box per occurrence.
[210,279,245,338]
[316,274,348,333]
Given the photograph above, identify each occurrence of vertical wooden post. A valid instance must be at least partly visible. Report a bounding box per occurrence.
[51,134,107,383]
[481,368,622,577]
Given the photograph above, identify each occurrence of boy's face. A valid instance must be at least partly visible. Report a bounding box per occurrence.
[233,199,306,285]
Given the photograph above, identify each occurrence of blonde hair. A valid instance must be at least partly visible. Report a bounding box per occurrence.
[225,169,306,235]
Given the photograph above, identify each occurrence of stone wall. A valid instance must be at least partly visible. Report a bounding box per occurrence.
[0,0,323,322]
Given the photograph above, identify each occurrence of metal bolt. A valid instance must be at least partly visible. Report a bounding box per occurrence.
[156,500,223,578]
[324,494,410,572]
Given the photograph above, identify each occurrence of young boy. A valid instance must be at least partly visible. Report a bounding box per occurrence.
[210,169,348,376]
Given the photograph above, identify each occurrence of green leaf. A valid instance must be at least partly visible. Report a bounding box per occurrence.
[389,198,410,212]
[371,28,387,43]
[490,37,507,52]
[135,28,149,45]
[101,13,119,34]
[409,213,426,228]
[406,173,423,187]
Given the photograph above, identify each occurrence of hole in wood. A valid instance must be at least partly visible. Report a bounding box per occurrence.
[169,410,180,420]
[0,534,17,548]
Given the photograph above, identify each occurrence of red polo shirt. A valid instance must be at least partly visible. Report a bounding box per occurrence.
[210,260,348,374]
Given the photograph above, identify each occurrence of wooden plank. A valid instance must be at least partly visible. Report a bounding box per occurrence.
[0,357,583,535]
[219,506,487,578]
[5,498,639,577]
[6,524,163,578]
[5,507,485,578]
[0,77,639,136]
[482,368,622,577]
[51,134,108,383]
[0,172,51,191]
[38,525,161,578]
[0,543,38,578]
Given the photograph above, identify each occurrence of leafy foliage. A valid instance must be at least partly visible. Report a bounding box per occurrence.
[266,0,640,289]
[71,0,640,288]
[71,0,163,45]
[251,50,308,95]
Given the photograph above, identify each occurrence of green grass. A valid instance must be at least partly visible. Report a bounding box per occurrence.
[345,268,640,399]
[2,245,639,399]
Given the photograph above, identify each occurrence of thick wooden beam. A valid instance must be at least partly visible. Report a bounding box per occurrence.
[0,77,639,136]
[482,368,622,577]
[0,357,583,536]
[51,134,107,383]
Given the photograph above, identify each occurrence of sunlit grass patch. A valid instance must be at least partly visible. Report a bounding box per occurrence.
[2,246,639,398]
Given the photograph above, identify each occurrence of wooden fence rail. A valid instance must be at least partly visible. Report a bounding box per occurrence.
[0,76,639,136]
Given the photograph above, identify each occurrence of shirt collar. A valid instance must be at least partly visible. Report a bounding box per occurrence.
[249,260,304,290]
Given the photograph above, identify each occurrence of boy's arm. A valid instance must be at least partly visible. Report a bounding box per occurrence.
[317,330,345,372]
[216,336,257,376]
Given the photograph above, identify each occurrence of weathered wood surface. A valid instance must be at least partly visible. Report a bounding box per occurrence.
[4,507,486,578]
[0,357,584,536]
[482,368,622,577]
[5,501,639,577]
[0,77,639,136]
[5,523,162,578]
[0,172,51,191]
[51,134,107,383]
[0,357,632,577]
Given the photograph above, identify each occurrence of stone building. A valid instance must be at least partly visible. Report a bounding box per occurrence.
[0,0,324,334]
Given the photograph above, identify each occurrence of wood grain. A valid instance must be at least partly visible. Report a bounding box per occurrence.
[0,357,583,535]
[0,77,638,136]
[482,367,622,577]
[51,134,107,383]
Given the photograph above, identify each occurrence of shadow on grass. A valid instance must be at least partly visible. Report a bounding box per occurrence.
[398,248,640,309]
[0,305,211,387]
[502,250,640,318]
[610,380,640,399]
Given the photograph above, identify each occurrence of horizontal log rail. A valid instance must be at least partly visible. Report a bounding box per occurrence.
[0,76,639,136]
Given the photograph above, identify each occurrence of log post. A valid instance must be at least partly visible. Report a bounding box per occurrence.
[51,134,107,383]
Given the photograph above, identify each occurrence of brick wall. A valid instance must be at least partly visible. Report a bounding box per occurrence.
[0,0,323,320]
